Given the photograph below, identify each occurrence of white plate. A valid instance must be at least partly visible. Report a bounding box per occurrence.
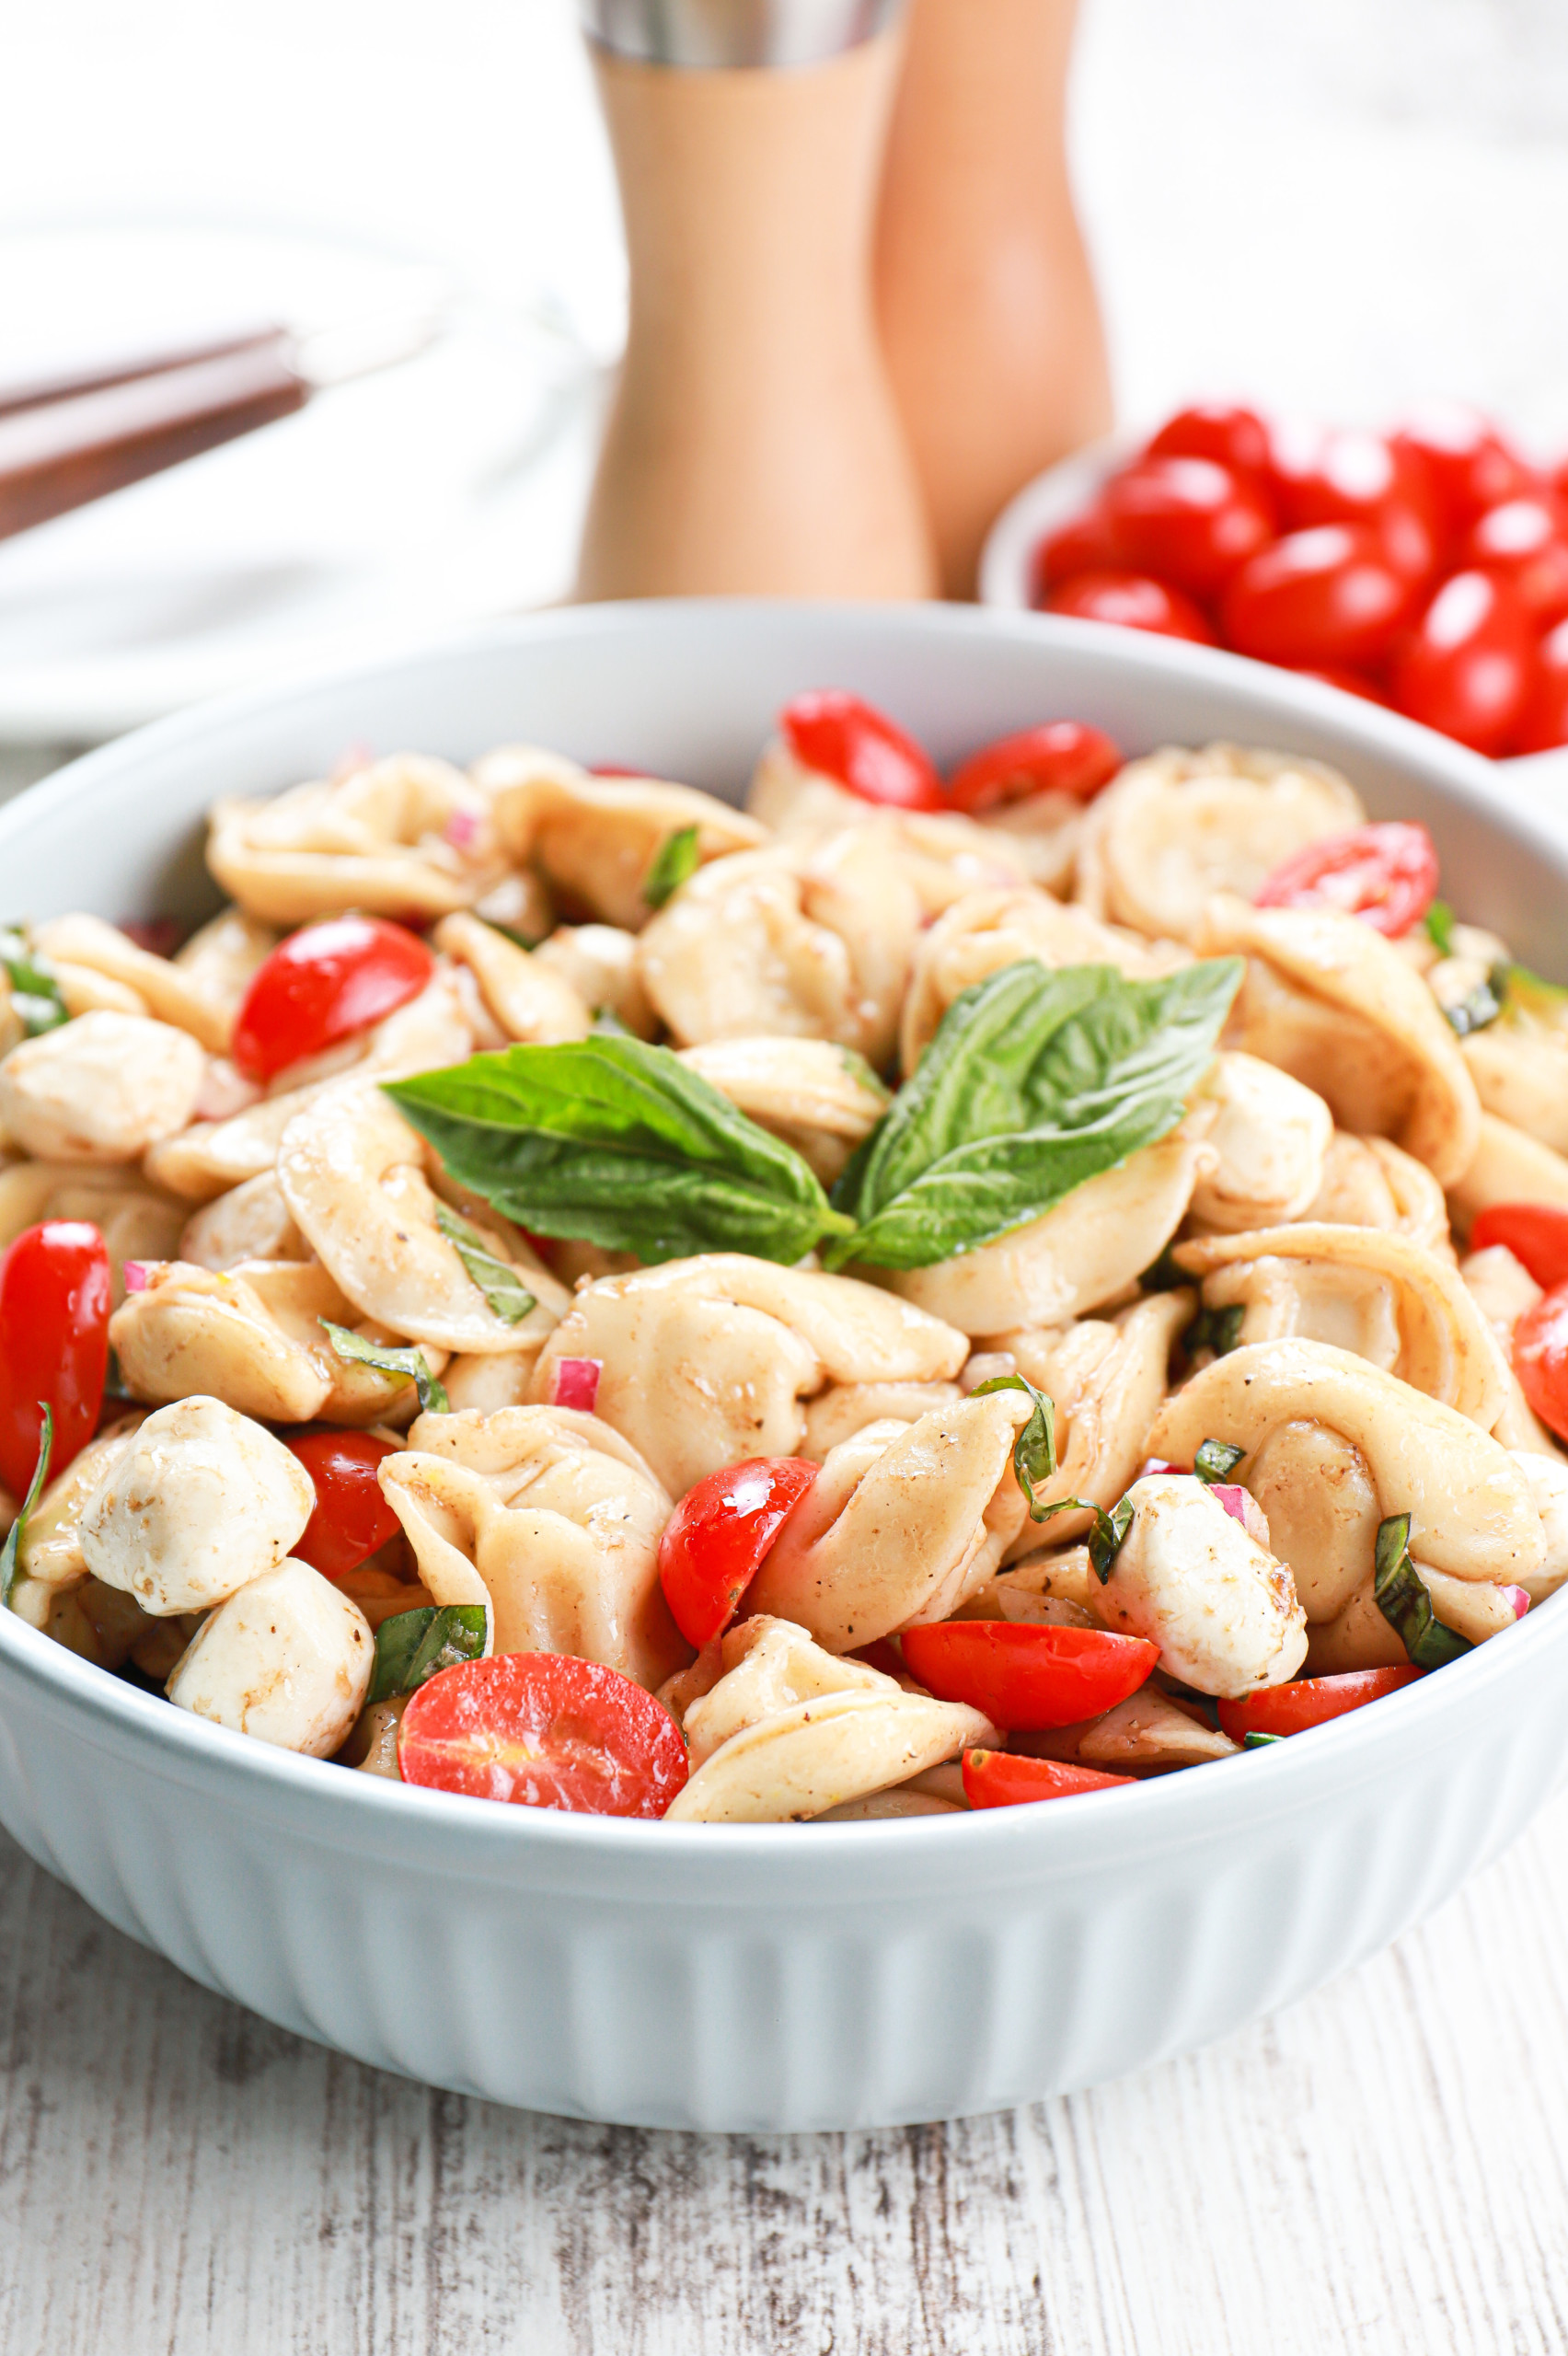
[4,600,1568,2131]
[0,222,605,742]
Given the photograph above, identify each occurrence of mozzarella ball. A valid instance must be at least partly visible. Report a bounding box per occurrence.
[0,1011,203,1161]
[81,1395,314,1615]
[166,1560,373,1756]
[1098,1472,1308,1697]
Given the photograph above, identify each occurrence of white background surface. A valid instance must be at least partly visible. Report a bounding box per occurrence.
[4,2,1568,2348]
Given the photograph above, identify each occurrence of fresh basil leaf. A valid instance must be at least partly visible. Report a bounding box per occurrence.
[1423,900,1455,956]
[1193,1438,1246,1484]
[386,1037,855,1267]
[1243,1731,1284,1749]
[1139,1244,1188,1293]
[320,1322,449,1415]
[0,929,70,1037]
[1184,1302,1244,1360]
[825,958,1242,1271]
[433,1203,536,1325]
[1029,1489,1135,1581]
[482,918,544,953]
[367,1603,488,1706]
[642,825,701,909]
[971,1372,1057,1514]
[1373,1511,1471,1670]
[1,1405,53,1607]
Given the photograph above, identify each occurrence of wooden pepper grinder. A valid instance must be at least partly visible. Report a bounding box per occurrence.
[574,0,937,601]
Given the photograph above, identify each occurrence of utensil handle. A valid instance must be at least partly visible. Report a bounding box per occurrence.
[0,339,308,543]
[0,324,288,422]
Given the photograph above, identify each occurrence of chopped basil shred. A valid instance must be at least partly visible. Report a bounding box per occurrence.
[970,1372,1057,1514]
[642,825,701,909]
[1184,1302,1245,1359]
[1086,1495,1136,1583]
[319,1322,449,1415]
[1423,900,1456,956]
[1,1405,53,1608]
[481,917,544,953]
[1372,1511,1472,1669]
[1138,1243,1188,1293]
[1193,1438,1246,1484]
[367,1603,488,1705]
[0,929,70,1037]
[1243,1731,1284,1749]
[591,1005,633,1037]
[433,1203,536,1324]
[1442,964,1506,1039]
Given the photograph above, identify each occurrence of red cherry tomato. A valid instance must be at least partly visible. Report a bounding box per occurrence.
[1518,616,1568,754]
[1032,502,1120,596]
[657,1457,818,1647]
[1220,525,1416,669]
[282,1427,401,1580]
[946,722,1122,814]
[0,1220,111,1498]
[899,1622,1158,1731]
[1290,666,1390,707]
[1216,1666,1424,1743]
[1389,571,1540,756]
[1253,821,1439,936]
[1045,570,1216,644]
[1266,426,1437,583]
[961,1749,1136,1808]
[1465,498,1568,629]
[398,1651,689,1818]
[1515,1281,1568,1442]
[1390,403,1538,543]
[1102,456,1273,598]
[1470,1205,1568,1291]
[233,915,435,1082]
[1146,403,1272,482]
[779,690,944,813]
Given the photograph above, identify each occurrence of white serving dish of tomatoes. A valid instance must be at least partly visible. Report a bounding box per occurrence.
[4,600,1568,2131]
[979,403,1568,769]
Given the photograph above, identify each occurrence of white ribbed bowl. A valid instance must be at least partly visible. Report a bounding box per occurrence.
[3,600,1567,2131]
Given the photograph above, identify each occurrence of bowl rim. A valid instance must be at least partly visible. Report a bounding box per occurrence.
[2,595,1562,1880]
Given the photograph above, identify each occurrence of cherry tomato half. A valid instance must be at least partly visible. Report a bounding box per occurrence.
[398,1651,689,1818]
[946,722,1122,814]
[1220,525,1415,670]
[1515,1280,1568,1443]
[1389,571,1540,756]
[900,1622,1158,1731]
[1465,497,1568,629]
[1252,821,1439,937]
[1146,403,1272,482]
[0,1220,111,1499]
[1390,402,1537,543]
[1470,1205,1568,1290]
[779,690,944,813]
[1032,502,1120,596]
[233,914,435,1082]
[1518,616,1568,754]
[961,1749,1135,1808]
[1103,456,1273,598]
[658,1457,818,1648]
[283,1427,401,1579]
[1216,1666,1424,1743]
[1045,570,1216,644]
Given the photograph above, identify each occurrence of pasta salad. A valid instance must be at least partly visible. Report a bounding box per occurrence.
[3,698,1567,1825]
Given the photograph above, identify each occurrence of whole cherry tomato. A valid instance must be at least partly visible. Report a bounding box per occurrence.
[283,1427,402,1580]
[1290,666,1390,706]
[1470,1205,1568,1291]
[899,1622,1158,1731]
[946,722,1123,813]
[1515,1280,1568,1442]
[0,1220,111,1497]
[657,1457,818,1647]
[1266,424,1438,583]
[233,914,435,1082]
[779,690,944,813]
[1388,571,1540,756]
[1517,616,1568,754]
[398,1652,689,1818]
[1146,403,1272,482]
[1252,821,1439,936]
[1045,570,1216,644]
[1390,402,1538,543]
[1220,525,1415,669]
[1216,1666,1424,1743]
[1465,497,1568,629]
[1032,502,1120,596]
[961,1750,1135,1807]
[1102,456,1273,598]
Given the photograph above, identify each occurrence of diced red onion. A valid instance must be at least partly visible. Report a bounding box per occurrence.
[553,1357,602,1413]
[444,810,481,849]
[122,1262,149,1293]
[1138,1458,1186,1479]
[1505,1586,1531,1622]
[1210,1484,1251,1528]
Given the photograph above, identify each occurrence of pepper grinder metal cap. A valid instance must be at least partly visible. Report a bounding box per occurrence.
[582,0,903,70]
